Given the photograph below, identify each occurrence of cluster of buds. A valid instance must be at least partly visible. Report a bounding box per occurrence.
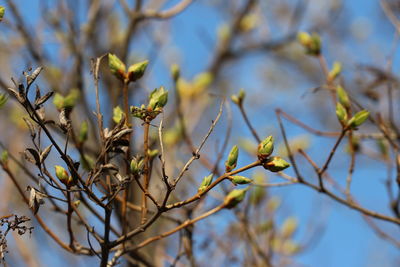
[297,32,321,56]
[108,53,148,83]
[131,87,168,121]
[257,136,290,172]
[54,165,76,187]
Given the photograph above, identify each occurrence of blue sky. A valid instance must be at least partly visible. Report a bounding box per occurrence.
[1,0,400,266]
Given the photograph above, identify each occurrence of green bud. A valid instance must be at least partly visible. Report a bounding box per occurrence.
[238,89,246,101]
[217,24,230,43]
[231,89,246,105]
[297,32,312,46]
[263,156,290,172]
[231,95,240,105]
[148,87,168,111]
[337,85,350,108]
[281,217,298,238]
[230,175,252,185]
[0,6,4,21]
[147,149,159,159]
[225,145,239,172]
[328,61,342,81]
[78,121,88,143]
[53,93,64,110]
[297,32,321,56]
[80,154,95,171]
[335,102,347,124]
[108,53,126,81]
[130,157,143,176]
[281,240,301,255]
[223,188,248,209]
[1,150,8,163]
[55,165,69,185]
[257,136,274,161]
[239,14,258,32]
[347,110,369,128]
[193,72,213,89]
[127,60,149,82]
[63,89,80,109]
[113,106,124,124]
[198,174,213,193]
[267,196,281,213]
[376,138,389,159]
[73,200,81,207]
[0,93,8,108]
[170,64,180,81]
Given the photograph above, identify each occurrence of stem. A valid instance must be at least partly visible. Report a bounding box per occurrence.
[100,206,112,267]
[238,103,261,143]
[141,121,150,224]
[132,204,224,252]
[66,189,75,250]
[121,80,130,241]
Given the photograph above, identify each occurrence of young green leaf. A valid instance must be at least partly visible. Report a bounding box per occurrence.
[347,110,369,128]
[335,102,347,124]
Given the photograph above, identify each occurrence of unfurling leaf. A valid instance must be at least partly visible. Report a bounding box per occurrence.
[347,110,369,128]
[148,87,168,111]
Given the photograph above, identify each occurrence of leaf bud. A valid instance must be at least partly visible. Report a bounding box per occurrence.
[223,188,248,209]
[230,175,252,185]
[225,145,239,172]
[198,174,213,193]
[127,60,149,82]
[263,156,290,172]
[108,53,126,81]
[257,136,274,161]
